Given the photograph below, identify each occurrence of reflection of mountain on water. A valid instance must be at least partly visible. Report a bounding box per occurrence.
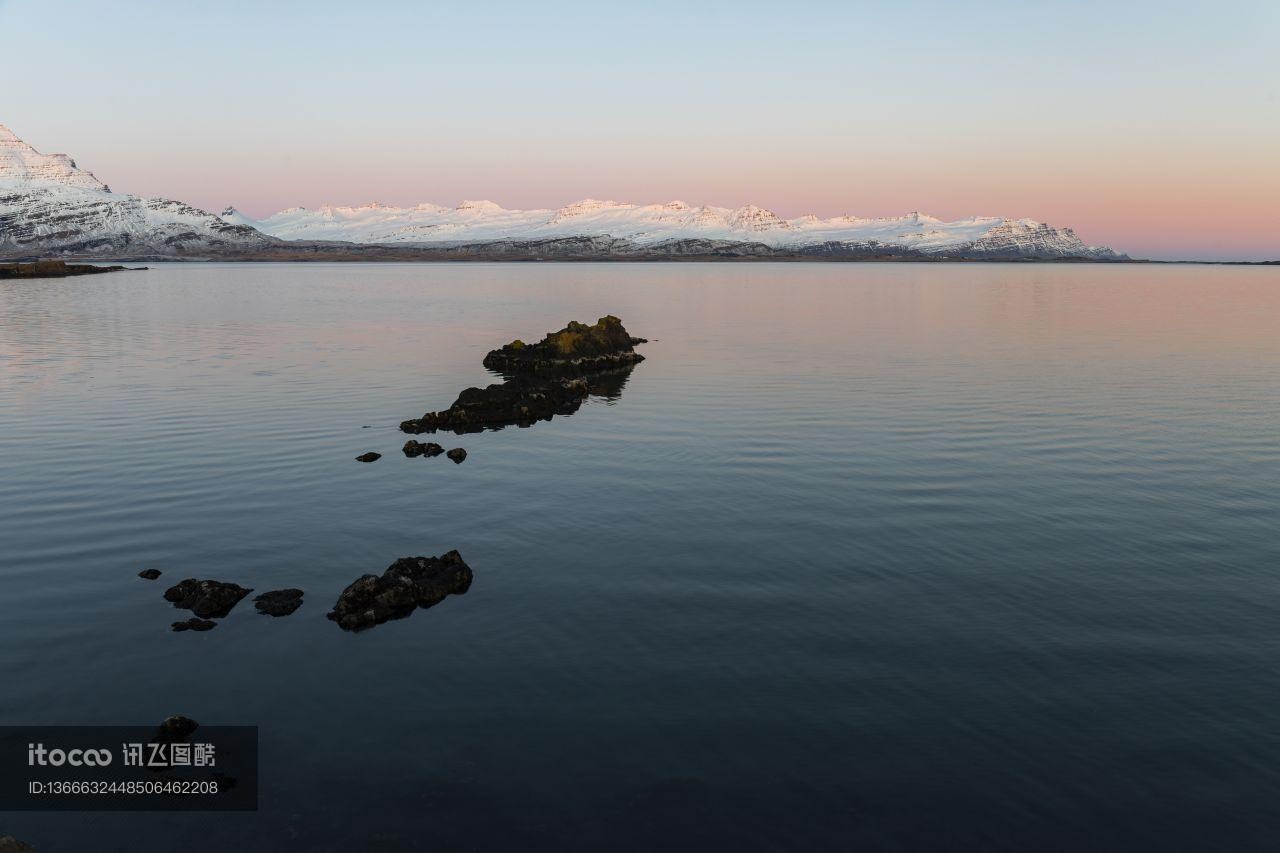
[399,365,637,435]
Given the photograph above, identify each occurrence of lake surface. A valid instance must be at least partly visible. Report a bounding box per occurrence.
[2,262,1279,851]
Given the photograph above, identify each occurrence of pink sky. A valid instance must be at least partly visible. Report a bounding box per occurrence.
[2,0,1277,261]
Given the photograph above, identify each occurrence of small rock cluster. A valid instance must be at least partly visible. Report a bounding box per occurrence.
[154,576,306,631]
[402,439,466,462]
[141,552,469,634]
[150,318,643,638]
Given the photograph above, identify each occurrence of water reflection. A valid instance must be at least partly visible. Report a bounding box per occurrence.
[401,364,638,434]
[581,365,635,403]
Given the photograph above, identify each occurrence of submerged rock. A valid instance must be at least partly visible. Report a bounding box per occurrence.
[400,376,591,434]
[164,579,253,619]
[446,448,467,463]
[403,439,445,457]
[482,315,646,376]
[158,715,199,740]
[138,568,162,580]
[171,617,218,632]
[0,837,36,853]
[327,551,473,632]
[254,588,304,617]
[355,451,382,463]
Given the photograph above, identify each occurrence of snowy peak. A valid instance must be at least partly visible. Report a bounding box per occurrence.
[0,124,109,191]
[550,199,630,222]
[0,122,274,258]
[456,199,505,213]
[731,204,790,231]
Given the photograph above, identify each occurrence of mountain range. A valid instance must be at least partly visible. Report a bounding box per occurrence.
[0,123,1126,262]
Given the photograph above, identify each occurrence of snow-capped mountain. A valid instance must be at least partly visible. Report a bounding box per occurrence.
[222,199,1124,260]
[0,124,274,258]
[0,122,1125,261]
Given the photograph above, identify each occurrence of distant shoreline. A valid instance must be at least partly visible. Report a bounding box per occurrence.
[3,255,1274,267]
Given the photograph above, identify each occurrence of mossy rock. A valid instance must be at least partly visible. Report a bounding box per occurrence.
[483,316,646,376]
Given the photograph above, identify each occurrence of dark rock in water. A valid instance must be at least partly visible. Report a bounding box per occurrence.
[164,579,253,618]
[482,315,646,376]
[400,376,591,434]
[355,451,381,462]
[446,448,467,463]
[402,439,444,457]
[397,316,644,436]
[138,568,162,580]
[254,588,304,616]
[157,715,199,740]
[0,837,36,853]
[0,260,143,280]
[171,617,217,632]
[327,551,473,632]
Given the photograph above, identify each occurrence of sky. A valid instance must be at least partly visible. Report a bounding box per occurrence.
[1,0,1277,260]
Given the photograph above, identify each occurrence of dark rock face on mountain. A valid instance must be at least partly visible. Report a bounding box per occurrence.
[400,377,591,434]
[163,579,253,619]
[327,551,473,632]
[483,315,646,376]
[253,589,304,617]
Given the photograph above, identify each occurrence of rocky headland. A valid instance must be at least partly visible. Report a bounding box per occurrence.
[0,260,142,279]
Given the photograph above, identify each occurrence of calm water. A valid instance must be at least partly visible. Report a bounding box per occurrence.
[2,262,1279,851]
